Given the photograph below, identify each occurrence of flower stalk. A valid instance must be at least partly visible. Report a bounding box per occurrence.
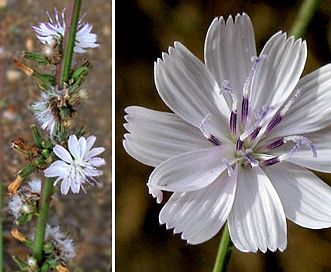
[33,177,54,264]
[213,224,232,272]
[32,0,82,265]
[59,0,81,86]
[290,0,320,38]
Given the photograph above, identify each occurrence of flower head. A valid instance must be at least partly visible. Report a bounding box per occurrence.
[123,13,331,252]
[44,135,105,195]
[8,179,42,223]
[30,93,56,133]
[44,225,76,263]
[32,8,99,53]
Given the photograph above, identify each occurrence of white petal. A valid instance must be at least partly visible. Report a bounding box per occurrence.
[70,180,82,194]
[89,157,106,167]
[85,147,105,160]
[147,145,236,193]
[266,64,331,137]
[68,135,80,160]
[86,135,97,151]
[250,32,306,116]
[266,127,331,173]
[53,145,72,163]
[60,178,71,195]
[159,167,237,244]
[44,161,69,177]
[228,167,287,253]
[204,13,256,107]
[78,136,87,159]
[263,162,331,229]
[154,42,230,140]
[123,106,210,167]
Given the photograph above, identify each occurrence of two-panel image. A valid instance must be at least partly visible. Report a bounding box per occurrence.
[2,0,331,271]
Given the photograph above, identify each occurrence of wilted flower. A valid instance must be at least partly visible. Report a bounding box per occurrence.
[8,179,42,223]
[44,135,105,195]
[32,8,99,53]
[30,93,56,133]
[123,13,331,252]
[34,224,75,264]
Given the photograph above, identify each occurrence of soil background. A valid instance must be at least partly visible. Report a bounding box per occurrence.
[116,0,331,272]
[1,0,112,271]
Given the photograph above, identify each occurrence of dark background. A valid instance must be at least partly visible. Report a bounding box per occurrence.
[116,0,331,271]
[1,0,112,271]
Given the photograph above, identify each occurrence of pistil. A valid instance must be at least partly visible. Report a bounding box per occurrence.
[199,114,222,146]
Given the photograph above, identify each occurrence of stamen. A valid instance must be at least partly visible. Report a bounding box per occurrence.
[241,55,267,125]
[199,114,222,146]
[237,149,259,167]
[222,159,235,176]
[265,89,302,135]
[241,97,249,126]
[236,138,244,151]
[261,157,280,166]
[261,135,317,167]
[220,80,238,135]
[230,111,237,135]
[240,105,272,142]
[264,138,285,150]
[280,135,317,159]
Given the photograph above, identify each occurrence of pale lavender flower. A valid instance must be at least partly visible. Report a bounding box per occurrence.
[123,13,331,252]
[44,135,105,195]
[32,8,99,53]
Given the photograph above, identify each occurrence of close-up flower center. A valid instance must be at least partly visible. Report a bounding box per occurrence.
[199,55,317,175]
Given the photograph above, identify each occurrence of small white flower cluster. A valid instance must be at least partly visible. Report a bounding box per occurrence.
[40,224,76,263]
[28,8,105,195]
[32,8,99,53]
[8,179,42,222]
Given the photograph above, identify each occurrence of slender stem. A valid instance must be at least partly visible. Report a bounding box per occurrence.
[213,224,232,272]
[0,13,7,272]
[60,0,81,85]
[33,177,54,264]
[289,0,320,38]
[32,1,82,265]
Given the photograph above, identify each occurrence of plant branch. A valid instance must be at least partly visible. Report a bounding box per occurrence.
[290,0,320,38]
[213,224,233,272]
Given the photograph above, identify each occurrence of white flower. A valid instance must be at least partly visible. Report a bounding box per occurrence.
[30,93,56,133]
[32,8,99,53]
[44,135,105,195]
[123,13,331,252]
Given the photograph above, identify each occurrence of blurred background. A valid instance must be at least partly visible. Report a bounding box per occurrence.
[1,0,111,271]
[116,0,331,271]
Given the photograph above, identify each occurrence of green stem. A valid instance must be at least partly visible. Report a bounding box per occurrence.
[33,177,54,264]
[60,0,81,85]
[0,183,3,272]
[289,0,320,38]
[213,224,232,272]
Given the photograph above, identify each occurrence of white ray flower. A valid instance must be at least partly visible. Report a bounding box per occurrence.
[123,13,331,252]
[32,8,99,53]
[30,93,56,133]
[44,135,105,195]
